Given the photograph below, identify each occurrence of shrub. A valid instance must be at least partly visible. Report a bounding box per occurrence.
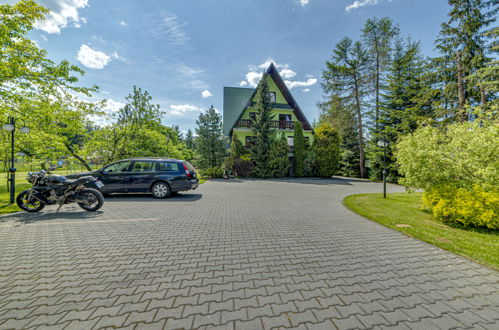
[397,122,499,229]
[423,186,499,230]
[269,134,290,177]
[313,123,341,177]
[200,166,224,178]
[293,122,305,176]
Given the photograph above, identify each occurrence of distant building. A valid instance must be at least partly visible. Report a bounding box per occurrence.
[223,63,314,151]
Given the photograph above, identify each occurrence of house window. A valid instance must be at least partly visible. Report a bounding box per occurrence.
[245,136,256,147]
[249,112,256,121]
[287,136,294,146]
[268,92,276,103]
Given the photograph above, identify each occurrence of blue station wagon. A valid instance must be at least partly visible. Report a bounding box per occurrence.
[67,158,199,198]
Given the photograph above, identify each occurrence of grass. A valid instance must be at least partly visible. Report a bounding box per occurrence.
[344,192,499,270]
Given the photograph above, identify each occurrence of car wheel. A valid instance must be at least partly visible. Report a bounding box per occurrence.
[151,182,171,199]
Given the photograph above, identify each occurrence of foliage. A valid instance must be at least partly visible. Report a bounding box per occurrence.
[185,129,195,150]
[293,122,305,176]
[229,132,246,159]
[200,166,224,179]
[344,193,499,270]
[269,133,289,178]
[423,185,498,230]
[322,37,369,177]
[303,141,318,177]
[194,106,226,169]
[396,122,498,191]
[251,75,275,178]
[0,0,101,168]
[233,156,254,178]
[313,123,341,178]
[396,122,498,229]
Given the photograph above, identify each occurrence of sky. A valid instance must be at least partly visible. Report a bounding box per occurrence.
[18,0,451,133]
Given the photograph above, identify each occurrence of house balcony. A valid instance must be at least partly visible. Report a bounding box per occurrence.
[235,119,312,131]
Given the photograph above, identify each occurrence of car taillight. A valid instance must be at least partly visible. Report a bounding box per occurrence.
[183,163,191,178]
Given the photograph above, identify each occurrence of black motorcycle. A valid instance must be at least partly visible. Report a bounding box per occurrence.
[16,162,105,213]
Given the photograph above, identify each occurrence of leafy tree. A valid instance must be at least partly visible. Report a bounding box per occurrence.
[269,133,289,178]
[185,129,195,150]
[362,17,399,132]
[322,37,369,177]
[195,106,226,169]
[434,0,497,122]
[0,0,100,168]
[293,122,305,176]
[251,75,275,178]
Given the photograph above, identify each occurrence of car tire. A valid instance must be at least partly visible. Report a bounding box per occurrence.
[151,182,171,199]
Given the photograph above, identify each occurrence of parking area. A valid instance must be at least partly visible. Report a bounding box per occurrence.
[0,178,498,329]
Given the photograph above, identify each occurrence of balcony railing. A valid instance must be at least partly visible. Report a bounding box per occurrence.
[236,119,311,131]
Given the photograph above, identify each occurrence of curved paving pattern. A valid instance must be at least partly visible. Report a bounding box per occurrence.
[0,178,497,329]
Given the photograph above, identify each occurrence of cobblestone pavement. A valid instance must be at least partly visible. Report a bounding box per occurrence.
[0,178,497,330]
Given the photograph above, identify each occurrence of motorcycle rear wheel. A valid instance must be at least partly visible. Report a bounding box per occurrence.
[77,188,104,211]
[16,190,46,213]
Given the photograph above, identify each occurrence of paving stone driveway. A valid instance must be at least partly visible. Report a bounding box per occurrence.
[0,178,498,330]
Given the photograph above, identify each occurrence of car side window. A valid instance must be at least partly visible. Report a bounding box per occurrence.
[131,161,155,172]
[156,162,179,172]
[103,161,131,173]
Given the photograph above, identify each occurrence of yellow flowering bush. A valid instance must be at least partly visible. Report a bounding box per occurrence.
[423,186,499,229]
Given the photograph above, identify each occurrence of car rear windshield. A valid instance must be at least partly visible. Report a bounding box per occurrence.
[156,162,180,172]
[184,162,196,172]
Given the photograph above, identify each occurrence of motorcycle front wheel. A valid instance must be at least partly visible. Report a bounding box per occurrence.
[77,188,104,211]
[16,190,46,213]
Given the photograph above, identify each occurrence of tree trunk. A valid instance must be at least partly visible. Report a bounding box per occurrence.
[480,85,487,105]
[353,74,366,178]
[64,142,92,171]
[456,51,467,122]
[375,55,380,133]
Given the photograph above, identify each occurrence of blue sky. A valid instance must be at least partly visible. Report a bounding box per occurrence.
[24,0,450,133]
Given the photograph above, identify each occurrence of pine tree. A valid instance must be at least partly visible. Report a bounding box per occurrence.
[195,106,226,169]
[230,132,246,159]
[293,122,305,177]
[434,0,497,122]
[322,37,369,177]
[269,133,290,178]
[251,74,275,178]
[313,123,341,178]
[185,129,195,150]
[362,17,399,133]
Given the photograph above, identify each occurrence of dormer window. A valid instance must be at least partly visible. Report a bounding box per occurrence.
[268,92,276,103]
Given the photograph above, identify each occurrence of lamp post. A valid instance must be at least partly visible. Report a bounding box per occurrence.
[377,140,387,199]
[2,117,29,204]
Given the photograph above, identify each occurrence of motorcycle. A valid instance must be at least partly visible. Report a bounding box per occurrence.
[16,161,105,213]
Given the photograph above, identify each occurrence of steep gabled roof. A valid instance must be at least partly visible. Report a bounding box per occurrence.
[223,87,255,136]
[224,63,313,135]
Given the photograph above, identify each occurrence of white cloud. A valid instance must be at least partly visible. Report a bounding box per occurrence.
[177,64,209,90]
[239,59,317,90]
[302,88,311,93]
[201,90,212,98]
[346,0,380,12]
[34,0,88,34]
[168,104,203,116]
[285,78,317,89]
[40,35,48,41]
[119,20,127,26]
[299,0,310,6]
[76,44,111,70]
[103,99,124,114]
[159,14,189,45]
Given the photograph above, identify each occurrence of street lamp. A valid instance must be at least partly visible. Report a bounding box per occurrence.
[377,140,387,199]
[2,117,29,204]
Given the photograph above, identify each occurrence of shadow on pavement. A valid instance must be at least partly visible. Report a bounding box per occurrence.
[208,177,374,186]
[104,192,203,203]
[1,209,104,225]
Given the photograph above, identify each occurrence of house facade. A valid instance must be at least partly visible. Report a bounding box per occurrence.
[223,63,314,149]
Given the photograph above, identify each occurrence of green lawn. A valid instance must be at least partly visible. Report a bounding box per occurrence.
[0,172,31,214]
[344,193,499,270]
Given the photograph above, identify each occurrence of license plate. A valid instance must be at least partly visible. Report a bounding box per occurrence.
[95,180,104,188]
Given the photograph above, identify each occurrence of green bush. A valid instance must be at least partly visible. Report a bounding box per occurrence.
[397,122,499,229]
[200,166,224,178]
[423,186,499,230]
[313,123,341,177]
